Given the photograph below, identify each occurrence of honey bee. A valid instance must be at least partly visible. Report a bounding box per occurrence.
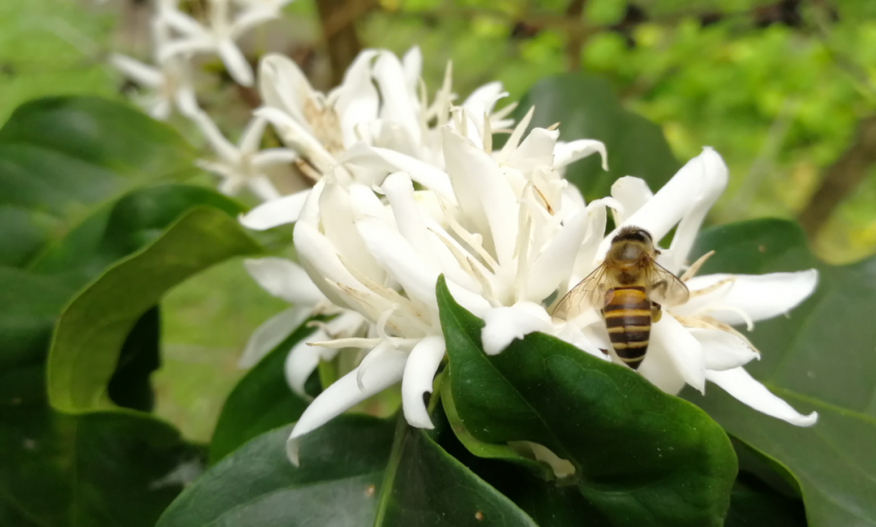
[552,226,690,369]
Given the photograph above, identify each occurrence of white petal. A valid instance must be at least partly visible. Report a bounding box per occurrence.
[293,221,370,303]
[340,142,457,203]
[555,323,612,361]
[677,270,819,325]
[706,367,818,427]
[637,337,687,395]
[335,50,380,148]
[239,189,310,229]
[650,315,706,393]
[239,307,311,368]
[373,52,421,144]
[510,128,557,171]
[251,148,299,168]
[526,206,592,303]
[689,328,758,371]
[244,257,326,305]
[381,172,436,261]
[258,53,313,126]
[401,46,422,91]
[188,110,239,163]
[610,176,653,225]
[554,139,608,171]
[599,148,727,262]
[246,176,281,202]
[109,54,163,87]
[668,147,728,270]
[284,328,337,398]
[174,84,199,117]
[254,107,334,171]
[287,348,408,464]
[238,114,268,153]
[462,81,507,118]
[217,39,254,87]
[442,127,518,266]
[401,336,446,429]
[320,180,385,283]
[354,216,438,309]
[160,8,206,37]
[230,6,280,40]
[481,302,553,355]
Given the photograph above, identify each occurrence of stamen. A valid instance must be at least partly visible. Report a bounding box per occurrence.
[498,106,534,162]
[308,337,380,349]
[682,250,715,282]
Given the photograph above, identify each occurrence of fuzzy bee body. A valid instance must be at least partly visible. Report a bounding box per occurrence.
[552,227,689,369]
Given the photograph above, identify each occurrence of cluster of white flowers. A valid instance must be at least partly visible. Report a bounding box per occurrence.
[110,1,819,464]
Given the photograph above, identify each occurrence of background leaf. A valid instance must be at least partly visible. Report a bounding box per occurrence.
[513,73,680,201]
[684,218,876,527]
[0,96,242,525]
[436,275,737,527]
[160,414,537,526]
[48,207,261,414]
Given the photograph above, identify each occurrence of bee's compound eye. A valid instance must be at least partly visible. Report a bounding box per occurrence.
[637,229,652,241]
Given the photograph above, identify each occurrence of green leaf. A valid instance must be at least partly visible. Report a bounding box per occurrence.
[48,207,261,414]
[725,473,807,527]
[209,320,316,464]
[106,307,161,412]
[0,97,200,270]
[440,368,554,481]
[684,218,876,527]
[436,275,737,527]
[159,415,537,526]
[0,394,204,527]
[515,73,680,201]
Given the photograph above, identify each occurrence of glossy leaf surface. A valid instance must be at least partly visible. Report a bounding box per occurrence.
[685,218,876,527]
[437,276,737,527]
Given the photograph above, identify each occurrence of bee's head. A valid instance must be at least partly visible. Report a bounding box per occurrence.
[610,226,656,262]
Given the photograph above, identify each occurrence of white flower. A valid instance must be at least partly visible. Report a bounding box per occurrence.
[559,148,819,427]
[237,47,519,231]
[109,16,196,119]
[189,109,297,201]
[158,0,287,86]
[276,120,607,463]
[239,257,367,398]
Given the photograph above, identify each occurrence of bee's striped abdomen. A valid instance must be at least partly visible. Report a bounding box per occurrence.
[603,286,651,370]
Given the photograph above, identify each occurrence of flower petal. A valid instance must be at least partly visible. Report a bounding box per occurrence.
[334,50,380,148]
[217,39,254,87]
[284,328,330,397]
[481,302,553,355]
[239,189,310,230]
[251,148,299,168]
[401,336,446,429]
[244,257,326,305]
[258,53,313,127]
[245,176,281,202]
[668,147,728,270]
[287,348,408,464]
[689,328,758,371]
[401,46,422,91]
[610,176,652,225]
[526,205,592,303]
[320,180,385,283]
[649,315,706,393]
[188,109,239,163]
[678,270,819,325]
[554,139,608,171]
[238,306,311,368]
[109,54,163,87]
[340,142,457,203]
[706,367,818,427]
[238,114,268,153]
[442,127,518,266]
[599,147,726,262]
[637,337,687,395]
[373,52,421,145]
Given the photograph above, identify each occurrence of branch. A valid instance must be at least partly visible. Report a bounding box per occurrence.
[315,0,371,85]
[797,115,876,238]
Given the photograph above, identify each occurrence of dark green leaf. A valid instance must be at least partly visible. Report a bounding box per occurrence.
[437,275,737,527]
[515,73,680,201]
[48,207,261,414]
[107,307,161,412]
[160,414,537,527]
[209,320,316,464]
[0,96,200,269]
[0,381,204,527]
[725,473,807,527]
[684,218,876,527]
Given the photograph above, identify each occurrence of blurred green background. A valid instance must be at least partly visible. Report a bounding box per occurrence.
[5,0,874,441]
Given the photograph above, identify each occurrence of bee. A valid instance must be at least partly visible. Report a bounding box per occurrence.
[552,226,690,369]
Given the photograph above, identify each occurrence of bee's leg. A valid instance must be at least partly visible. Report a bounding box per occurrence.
[650,301,663,323]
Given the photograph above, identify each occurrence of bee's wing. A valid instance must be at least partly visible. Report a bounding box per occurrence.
[551,264,611,321]
[645,261,690,307]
